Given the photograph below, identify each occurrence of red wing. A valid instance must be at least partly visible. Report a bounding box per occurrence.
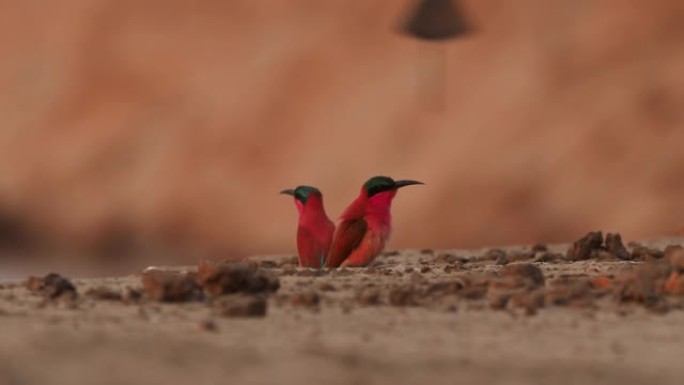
[325,219,367,268]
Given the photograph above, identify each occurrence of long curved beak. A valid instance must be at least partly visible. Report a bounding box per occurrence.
[394,180,424,189]
[280,189,295,196]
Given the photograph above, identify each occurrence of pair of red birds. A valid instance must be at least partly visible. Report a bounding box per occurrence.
[281,176,423,268]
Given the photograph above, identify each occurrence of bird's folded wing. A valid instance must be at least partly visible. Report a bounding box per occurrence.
[296,227,323,268]
[326,219,367,268]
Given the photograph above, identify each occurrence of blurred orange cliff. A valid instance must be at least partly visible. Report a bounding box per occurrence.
[0,0,683,262]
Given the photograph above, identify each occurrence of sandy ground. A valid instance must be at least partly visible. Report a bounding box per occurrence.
[1,237,684,385]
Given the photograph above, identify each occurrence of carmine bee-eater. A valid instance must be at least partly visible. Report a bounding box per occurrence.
[326,176,423,268]
[281,186,335,268]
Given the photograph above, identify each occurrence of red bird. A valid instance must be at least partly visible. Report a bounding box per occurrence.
[326,176,423,268]
[281,186,335,268]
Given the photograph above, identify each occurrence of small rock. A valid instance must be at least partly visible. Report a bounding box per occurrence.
[566,231,603,261]
[420,266,432,274]
[605,233,631,260]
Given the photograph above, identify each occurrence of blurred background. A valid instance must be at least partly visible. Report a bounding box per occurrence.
[1,0,683,272]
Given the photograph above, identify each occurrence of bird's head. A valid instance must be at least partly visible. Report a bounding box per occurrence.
[280,185,323,214]
[362,176,423,198]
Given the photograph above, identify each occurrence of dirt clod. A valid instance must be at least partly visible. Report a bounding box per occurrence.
[605,233,631,260]
[25,273,77,300]
[196,260,280,297]
[566,231,604,261]
[141,270,202,302]
[500,263,545,289]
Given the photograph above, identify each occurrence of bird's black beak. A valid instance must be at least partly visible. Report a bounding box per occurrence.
[394,180,424,189]
[280,189,295,196]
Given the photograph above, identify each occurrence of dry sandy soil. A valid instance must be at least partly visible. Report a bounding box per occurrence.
[1,235,684,385]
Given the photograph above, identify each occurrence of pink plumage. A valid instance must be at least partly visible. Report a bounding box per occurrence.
[326,176,423,268]
[282,186,335,268]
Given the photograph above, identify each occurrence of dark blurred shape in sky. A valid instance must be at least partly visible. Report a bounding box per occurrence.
[402,0,472,40]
